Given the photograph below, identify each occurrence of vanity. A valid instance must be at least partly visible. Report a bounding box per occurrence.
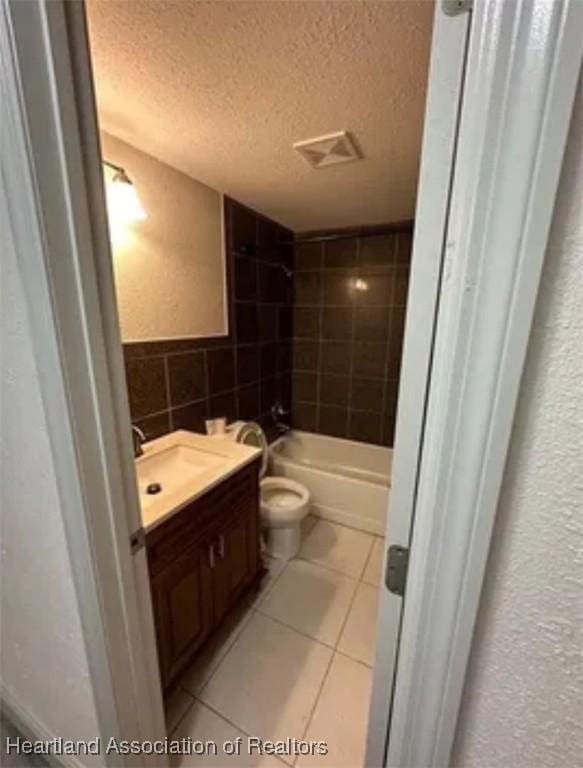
[136,431,262,692]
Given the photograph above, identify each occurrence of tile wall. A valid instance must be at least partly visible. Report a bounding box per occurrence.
[123,197,293,443]
[291,227,413,447]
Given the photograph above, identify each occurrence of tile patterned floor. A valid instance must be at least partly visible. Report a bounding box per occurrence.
[168,518,384,768]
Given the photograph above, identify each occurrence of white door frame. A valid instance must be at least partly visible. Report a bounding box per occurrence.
[367,2,471,763]
[370,0,582,766]
[1,1,167,764]
[1,2,581,768]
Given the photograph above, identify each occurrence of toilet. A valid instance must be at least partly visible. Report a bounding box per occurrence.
[226,421,310,560]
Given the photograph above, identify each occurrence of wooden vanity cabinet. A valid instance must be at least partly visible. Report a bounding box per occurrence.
[213,497,259,624]
[145,460,261,692]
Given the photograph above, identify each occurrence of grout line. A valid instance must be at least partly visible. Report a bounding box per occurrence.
[345,239,359,437]
[167,688,196,737]
[296,642,336,759]
[294,301,395,309]
[296,545,366,754]
[360,532,378,580]
[233,344,240,418]
[379,235,398,444]
[190,699,291,767]
[128,342,234,362]
[163,355,173,431]
[183,603,257,699]
[254,607,339,650]
[188,559,290,698]
[172,525,382,740]
[293,553,369,582]
[306,514,383,538]
[293,532,377,749]
[252,556,290,609]
[174,545,380,752]
[170,395,208,413]
[334,566,366,652]
[256,557,371,649]
[315,242,324,432]
[134,405,171,422]
[334,647,374,670]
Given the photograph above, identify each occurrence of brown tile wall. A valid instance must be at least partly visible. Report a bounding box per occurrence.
[291,226,413,447]
[123,197,293,443]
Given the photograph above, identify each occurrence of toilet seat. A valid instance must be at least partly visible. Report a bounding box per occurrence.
[228,421,269,478]
[260,477,310,527]
[227,420,310,559]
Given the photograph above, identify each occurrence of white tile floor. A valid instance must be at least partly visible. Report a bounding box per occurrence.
[168,519,384,768]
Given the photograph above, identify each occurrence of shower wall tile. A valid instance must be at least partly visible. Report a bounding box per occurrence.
[293,340,319,372]
[123,197,293,444]
[349,410,382,444]
[123,210,411,449]
[292,402,318,432]
[291,224,413,447]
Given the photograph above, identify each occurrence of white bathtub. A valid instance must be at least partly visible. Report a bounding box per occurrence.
[270,430,391,535]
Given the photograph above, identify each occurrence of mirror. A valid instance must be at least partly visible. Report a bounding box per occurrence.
[100,131,228,342]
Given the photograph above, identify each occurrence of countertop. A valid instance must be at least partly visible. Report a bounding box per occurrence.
[135,430,261,533]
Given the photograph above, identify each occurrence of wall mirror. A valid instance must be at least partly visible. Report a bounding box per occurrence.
[99,129,228,342]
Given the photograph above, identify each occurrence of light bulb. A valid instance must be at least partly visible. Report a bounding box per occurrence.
[107,171,147,222]
[106,170,147,224]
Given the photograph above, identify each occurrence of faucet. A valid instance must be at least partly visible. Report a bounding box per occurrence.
[271,401,291,435]
[132,424,146,458]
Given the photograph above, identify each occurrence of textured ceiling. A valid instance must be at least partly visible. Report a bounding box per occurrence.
[86,0,434,231]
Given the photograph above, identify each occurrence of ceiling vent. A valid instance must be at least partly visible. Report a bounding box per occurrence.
[293,131,361,169]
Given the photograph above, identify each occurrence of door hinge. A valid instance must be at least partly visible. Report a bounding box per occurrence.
[130,528,145,555]
[385,545,409,597]
[442,0,472,15]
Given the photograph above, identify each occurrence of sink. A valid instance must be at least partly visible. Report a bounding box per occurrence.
[134,430,262,531]
[136,444,226,507]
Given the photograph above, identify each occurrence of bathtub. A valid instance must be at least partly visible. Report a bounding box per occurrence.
[270,430,391,536]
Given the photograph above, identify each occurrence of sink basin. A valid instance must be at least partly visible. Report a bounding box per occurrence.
[136,444,226,507]
[134,430,262,532]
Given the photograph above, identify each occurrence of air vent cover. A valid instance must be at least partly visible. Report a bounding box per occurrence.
[293,131,361,169]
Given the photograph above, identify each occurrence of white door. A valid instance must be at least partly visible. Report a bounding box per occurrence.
[366,4,472,765]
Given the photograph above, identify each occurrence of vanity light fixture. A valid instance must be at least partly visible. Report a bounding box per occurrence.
[103,160,147,223]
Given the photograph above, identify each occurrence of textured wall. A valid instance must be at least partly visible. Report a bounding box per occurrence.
[452,88,582,767]
[102,131,226,341]
[0,186,103,761]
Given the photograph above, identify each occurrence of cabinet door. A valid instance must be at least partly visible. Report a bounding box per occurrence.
[150,540,213,690]
[213,502,260,623]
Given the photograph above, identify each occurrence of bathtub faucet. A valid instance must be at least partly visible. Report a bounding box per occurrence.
[271,401,290,422]
[271,401,291,434]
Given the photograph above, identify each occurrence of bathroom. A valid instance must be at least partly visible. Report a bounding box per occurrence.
[86,0,431,764]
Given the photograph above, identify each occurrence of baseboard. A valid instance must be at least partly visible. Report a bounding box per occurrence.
[311,503,385,536]
[0,682,85,768]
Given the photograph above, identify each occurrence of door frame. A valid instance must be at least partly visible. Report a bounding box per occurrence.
[370,0,582,766]
[1,2,581,768]
[1,1,167,764]
[367,2,471,763]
